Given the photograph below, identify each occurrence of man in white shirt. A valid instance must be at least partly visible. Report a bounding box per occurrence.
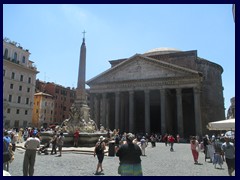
[23,131,40,176]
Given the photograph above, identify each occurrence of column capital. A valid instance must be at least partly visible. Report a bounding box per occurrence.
[144,89,150,94]
[129,90,134,95]
[176,88,182,96]
[193,87,201,94]
[160,88,166,94]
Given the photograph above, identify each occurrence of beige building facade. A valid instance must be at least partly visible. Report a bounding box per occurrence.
[3,38,39,129]
[32,92,54,128]
[87,48,225,137]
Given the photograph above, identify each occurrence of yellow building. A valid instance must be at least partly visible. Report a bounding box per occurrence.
[32,92,54,128]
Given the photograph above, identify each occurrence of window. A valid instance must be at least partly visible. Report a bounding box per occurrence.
[4,48,8,59]
[28,77,31,84]
[25,110,28,115]
[18,96,21,103]
[3,69,5,76]
[22,56,26,63]
[10,84,14,89]
[36,109,38,113]
[4,120,10,129]
[14,120,19,128]
[14,52,17,61]
[26,98,29,104]
[16,109,20,114]
[27,87,30,93]
[8,95,12,102]
[19,86,22,91]
[11,72,15,79]
[20,75,23,81]
[23,121,28,128]
[7,108,11,113]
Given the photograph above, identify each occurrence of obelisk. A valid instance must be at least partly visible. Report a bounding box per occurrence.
[76,30,87,105]
[75,30,90,121]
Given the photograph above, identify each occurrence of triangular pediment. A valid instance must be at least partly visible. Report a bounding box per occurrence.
[87,54,200,85]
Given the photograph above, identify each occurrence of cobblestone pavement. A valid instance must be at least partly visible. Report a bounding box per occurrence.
[8,142,234,176]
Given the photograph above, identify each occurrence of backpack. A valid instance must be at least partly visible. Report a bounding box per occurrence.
[95,142,103,154]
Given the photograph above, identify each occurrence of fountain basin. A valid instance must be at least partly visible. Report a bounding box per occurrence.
[40,132,107,147]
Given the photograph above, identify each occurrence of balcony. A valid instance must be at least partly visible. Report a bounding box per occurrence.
[28,65,37,71]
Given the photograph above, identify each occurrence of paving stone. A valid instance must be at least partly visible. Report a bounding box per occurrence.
[8,143,234,176]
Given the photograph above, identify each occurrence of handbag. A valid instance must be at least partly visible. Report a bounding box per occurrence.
[3,151,11,163]
[3,140,12,163]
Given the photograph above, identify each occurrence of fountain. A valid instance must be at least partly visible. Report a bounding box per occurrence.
[40,32,107,147]
[40,102,107,147]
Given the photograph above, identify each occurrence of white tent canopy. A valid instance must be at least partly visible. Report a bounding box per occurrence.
[207,119,235,131]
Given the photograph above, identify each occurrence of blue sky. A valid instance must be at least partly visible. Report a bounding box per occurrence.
[3,4,235,115]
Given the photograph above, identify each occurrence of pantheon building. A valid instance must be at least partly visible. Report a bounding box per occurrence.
[86,48,225,137]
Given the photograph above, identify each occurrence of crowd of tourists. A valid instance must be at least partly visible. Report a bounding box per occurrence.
[3,126,235,176]
[3,127,66,176]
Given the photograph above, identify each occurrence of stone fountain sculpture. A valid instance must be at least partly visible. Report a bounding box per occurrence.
[60,103,98,133]
[40,33,107,147]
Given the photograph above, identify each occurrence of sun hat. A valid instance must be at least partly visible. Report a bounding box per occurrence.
[99,136,105,141]
[224,135,230,139]
[126,133,135,141]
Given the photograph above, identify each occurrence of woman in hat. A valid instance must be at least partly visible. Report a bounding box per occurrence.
[93,136,106,175]
[116,133,143,176]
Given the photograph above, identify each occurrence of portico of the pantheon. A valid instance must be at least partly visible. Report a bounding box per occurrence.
[86,48,225,137]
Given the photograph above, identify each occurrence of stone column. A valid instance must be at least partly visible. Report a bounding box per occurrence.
[106,98,110,129]
[120,93,125,130]
[94,95,100,129]
[176,88,184,137]
[194,87,202,136]
[129,91,134,133]
[160,89,166,134]
[102,93,107,128]
[115,92,120,129]
[99,96,103,126]
[144,90,150,133]
[89,93,94,119]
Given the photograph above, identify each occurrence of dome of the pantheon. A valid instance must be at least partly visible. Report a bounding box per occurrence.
[144,47,182,56]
